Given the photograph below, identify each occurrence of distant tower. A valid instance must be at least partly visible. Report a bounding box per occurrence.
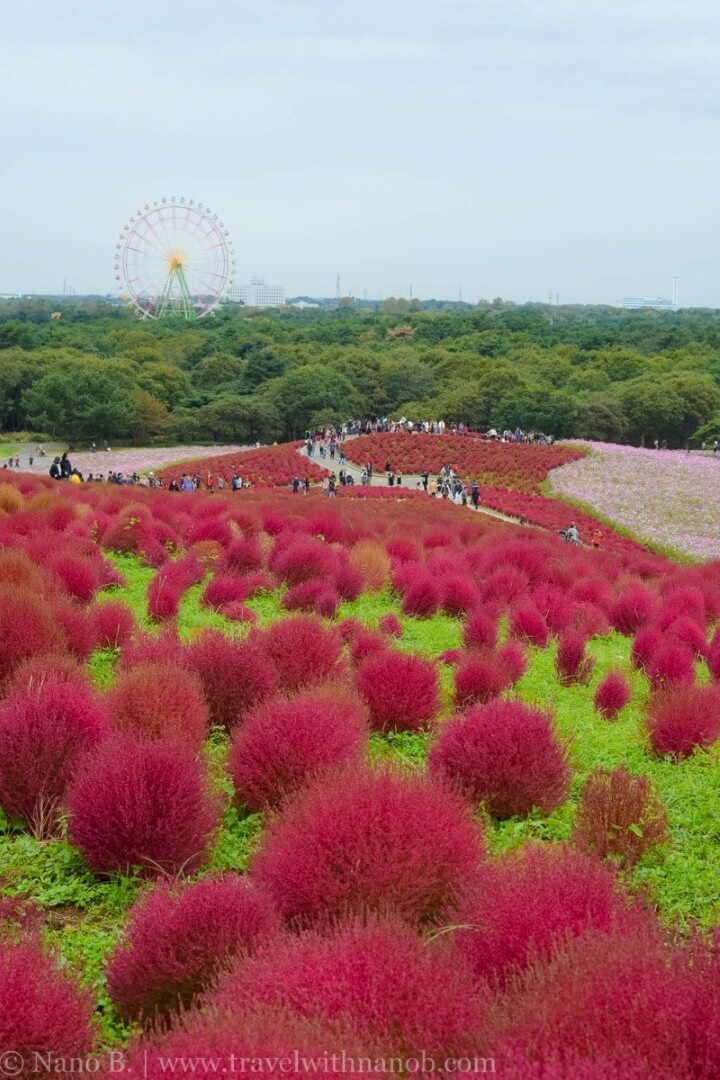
[409,283,413,300]
[672,276,679,309]
[335,273,340,299]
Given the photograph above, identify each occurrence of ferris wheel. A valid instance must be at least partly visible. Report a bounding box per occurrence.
[115,197,234,319]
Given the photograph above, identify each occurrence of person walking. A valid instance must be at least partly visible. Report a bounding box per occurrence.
[471,481,480,509]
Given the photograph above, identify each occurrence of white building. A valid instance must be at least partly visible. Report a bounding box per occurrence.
[622,296,677,312]
[230,275,285,308]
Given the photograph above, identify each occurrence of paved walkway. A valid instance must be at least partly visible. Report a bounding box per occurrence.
[296,444,524,528]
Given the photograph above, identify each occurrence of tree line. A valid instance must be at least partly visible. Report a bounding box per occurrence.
[1,299,720,447]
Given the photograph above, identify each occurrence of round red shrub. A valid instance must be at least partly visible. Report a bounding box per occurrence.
[442,574,482,616]
[378,612,403,638]
[573,764,669,868]
[665,615,709,659]
[201,575,251,612]
[489,927,717,1078]
[270,537,335,587]
[481,566,530,607]
[282,580,339,619]
[555,631,595,686]
[223,602,257,624]
[647,640,696,690]
[454,648,513,708]
[510,603,550,648]
[229,684,368,810]
[106,874,280,1025]
[349,628,386,664]
[186,630,275,729]
[463,609,498,650]
[6,653,87,694]
[0,936,95,1072]
[120,627,183,670]
[0,677,110,837]
[401,573,442,618]
[454,844,639,985]
[610,583,658,636]
[645,684,720,759]
[0,586,66,686]
[260,616,342,693]
[708,630,720,681]
[355,648,439,732]
[594,669,631,719]
[251,765,484,928]
[498,640,528,683]
[107,662,208,750]
[93,600,136,650]
[67,736,221,875]
[428,699,571,819]
[219,537,263,575]
[211,914,485,1058]
[631,626,661,672]
[47,554,100,604]
[533,585,576,635]
[333,563,364,602]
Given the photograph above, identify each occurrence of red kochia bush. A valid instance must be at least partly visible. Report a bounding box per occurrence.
[645,684,720,759]
[349,628,386,664]
[428,699,571,819]
[0,585,66,686]
[201,574,251,612]
[555,631,594,686]
[120,627,183,670]
[211,914,485,1057]
[93,600,136,649]
[106,875,280,1025]
[573,765,669,868]
[282,579,339,619]
[270,537,335,586]
[355,648,439,732]
[107,663,208,750]
[441,574,482,616]
[401,573,443,618]
[463,609,498,650]
[67,736,220,875]
[510,603,550,648]
[378,612,403,638]
[647,640,696,690]
[229,684,368,810]
[0,936,95,1071]
[0,678,109,837]
[498,640,528,683]
[490,928,720,1077]
[665,615,709,659]
[631,626,661,672]
[54,600,97,661]
[186,631,275,729]
[251,765,484,928]
[453,844,638,985]
[610,583,658,636]
[454,648,513,707]
[47,553,100,604]
[594,669,631,719]
[260,616,342,693]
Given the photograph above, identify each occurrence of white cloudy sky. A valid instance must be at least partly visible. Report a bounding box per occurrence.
[2,0,720,304]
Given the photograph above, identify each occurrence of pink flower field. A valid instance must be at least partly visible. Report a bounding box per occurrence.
[550,441,720,561]
[65,445,250,477]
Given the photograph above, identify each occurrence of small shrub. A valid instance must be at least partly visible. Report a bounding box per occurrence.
[378,612,403,638]
[442,574,481,616]
[251,765,484,928]
[229,684,367,810]
[533,585,576,635]
[107,663,208,750]
[348,540,391,591]
[67,736,221,875]
[453,844,639,985]
[428,699,571,819]
[631,626,661,672]
[665,615,709,659]
[260,616,342,693]
[211,913,485,1057]
[610,583,658,636]
[282,580,339,619]
[555,631,595,686]
[0,936,96,1071]
[594,670,631,719]
[93,600,136,650]
[0,676,109,837]
[573,765,670,868]
[270,537,335,587]
[201,575,250,612]
[401,573,442,618]
[0,586,66,686]
[645,684,720,759]
[454,648,513,708]
[186,631,275,729]
[332,563,363,602]
[53,600,97,662]
[498,640,528,683]
[120,627,183,670]
[349,628,387,664]
[48,554,100,604]
[106,875,280,1025]
[510,603,550,648]
[463,609,498,650]
[218,537,263,575]
[647,640,696,691]
[356,648,439,732]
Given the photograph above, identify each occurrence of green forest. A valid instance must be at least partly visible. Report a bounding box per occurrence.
[2,297,720,447]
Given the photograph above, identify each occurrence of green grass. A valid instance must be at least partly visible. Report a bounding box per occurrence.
[4,553,720,1045]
